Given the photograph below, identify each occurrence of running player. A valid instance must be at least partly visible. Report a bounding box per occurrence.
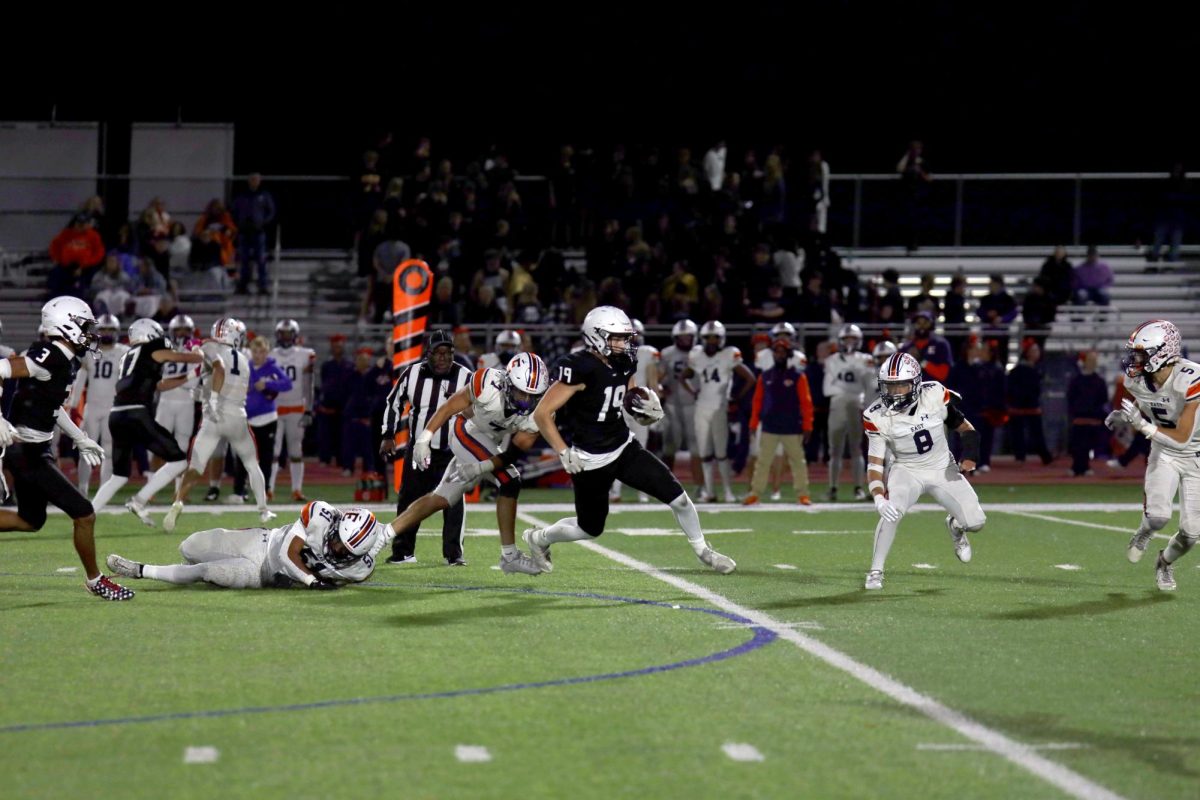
[824,323,877,501]
[269,319,316,502]
[525,306,735,575]
[610,318,660,503]
[863,351,985,590]
[68,314,128,495]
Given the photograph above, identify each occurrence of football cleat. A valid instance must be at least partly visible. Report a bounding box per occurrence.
[500,551,542,575]
[163,501,184,533]
[853,487,868,501]
[125,499,155,528]
[292,490,308,502]
[260,508,278,524]
[864,570,884,590]
[1127,528,1155,563]
[946,515,972,563]
[1155,551,1176,591]
[446,558,467,567]
[827,487,838,502]
[226,494,245,505]
[769,490,782,502]
[698,546,736,574]
[798,494,812,506]
[106,554,143,579]
[87,575,135,601]
[204,487,220,502]
[386,554,417,565]
[742,494,760,506]
[723,492,738,504]
[637,492,650,503]
[523,528,553,573]
[696,489,716,503]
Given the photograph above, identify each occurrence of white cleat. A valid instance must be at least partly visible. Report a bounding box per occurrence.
[125,499,155,528]
[1155,551,1177,591]
[260,508,278,524]
[523,528,553,573]
[769,490,782,502]
[698,546,736,574]
[637,492,650,503]
[723,493,738,504]
[226,494,246,505]
[1127,529,1154,563]
[106,553,143,579]
[864,569,884,590]
[946,515,972,563]
[696,490,716,503]
[853,487,868,501]
[499,550,542,575]
[163,501,184,533]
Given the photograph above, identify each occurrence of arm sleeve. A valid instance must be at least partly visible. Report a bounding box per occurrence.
[867,430,887,462]
[278,526,314,584]
[67,362,88,408]
[303,352,316,410]
[797,374,814,431]
[55,407,87,442]
[945,391,967,429]
[749,377,764,431]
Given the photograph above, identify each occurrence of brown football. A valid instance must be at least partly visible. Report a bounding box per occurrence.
[624,386,651,416]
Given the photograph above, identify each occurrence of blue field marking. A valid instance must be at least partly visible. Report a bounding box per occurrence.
[0,582,777,735]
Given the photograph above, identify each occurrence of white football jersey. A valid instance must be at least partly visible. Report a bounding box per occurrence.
[823,350,876,403]
[70,343,128,412]
[464,367,539,446]
[199,340,251,417]
[266,501,388,585]
[689,346,743,408]
[634,344,660,388]
[269,345,316,411]
[863,381,957,471]
[1125,358,1200,452]
[159,345,200,405]
[660,345,696,406]
[754,346,806,373]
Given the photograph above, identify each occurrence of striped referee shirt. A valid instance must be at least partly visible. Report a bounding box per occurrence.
[382,361,471,450]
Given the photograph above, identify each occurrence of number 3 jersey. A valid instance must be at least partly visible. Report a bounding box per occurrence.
[863,381,958,471]
[555,349,636,456]
[1125,358,1200,453]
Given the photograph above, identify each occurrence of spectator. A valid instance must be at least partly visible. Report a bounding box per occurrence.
[366,236,412,323]
[794,271,832,357]
[906,273,941,319]
[748,243,779,302]
[804,340,833,465]
[465,283,506,325]
[1021,277,1058,348]
[900,311,953,382]
[193,199,238,267]
[773,238,804,300]
[703,140,726,192]
[232,173,277,295]
[429,276,464,327]
[79,195,112,245]
[358,209,390,278]
[1072,245,1113,306]
[470,250,511,316]
[136,197,173,277]
[168,221,191,271]
[1148,161,1188,264]
[662,259,700,311]
[89,254,134,315]
[49,213,105,276]
[549,145,580,246]
[876,268,905,324]
[512,282,544,325]
[340,348,381,476]
[129,257,169,317]
[382,178,407,238]
[969,342,1007,473]
[1038,245,1074,306]
[760,153,787,231]
[316,335,355,467]
[897,139,932,251]
[942,273,969,362]
[354,149,384,229]
[232,336,292,502]
[1006,340,1054,465]
[1066,351,1109,476]
[746,338,815,504]
[452,325,481,370]
[978,273,1018,362]
[748,279,791,323]
[804,149,831,236]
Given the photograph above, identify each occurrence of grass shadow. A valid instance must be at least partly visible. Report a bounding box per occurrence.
[988,591,1175,621]
[757,587,947,611]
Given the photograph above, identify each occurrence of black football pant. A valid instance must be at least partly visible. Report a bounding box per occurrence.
[571,439,683,537]
[392,448,465,562]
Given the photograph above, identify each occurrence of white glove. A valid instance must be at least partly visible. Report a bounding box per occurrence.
[459,457,495,482]
[559,447,584,474]
[0,414,15,448]
[1121,399,1155,436]
[77,436,105,467]
[1104,410,1128,431]
[206,394,224,423]
[412,429,433,471]
[629,389,664,424]
[873,494,903,524]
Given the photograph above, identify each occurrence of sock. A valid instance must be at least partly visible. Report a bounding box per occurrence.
[501,543,518,558]
[609,480,623,499]
[539,517,591,545]
[717,459,734,496]
[702,460,715,497]
[90,475,129,513]
[269,462,280,493]
[290,461,304,492]
[247,462,269,510]
[1163,531,1198,564]
[142,563,206,584]
[870,517,900,573]
[208,477,219,489]
[134,461,188,504]
[78,464,92,496]
[670,493,708,555]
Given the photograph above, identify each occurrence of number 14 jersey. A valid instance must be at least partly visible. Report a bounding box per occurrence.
[1125,358,1200,453]
[863,381,957,471]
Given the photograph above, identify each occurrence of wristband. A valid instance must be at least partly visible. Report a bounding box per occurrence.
[0,359,10,379]
[959,429,981,463]
[301,572,316,587]
[868,480,885,494]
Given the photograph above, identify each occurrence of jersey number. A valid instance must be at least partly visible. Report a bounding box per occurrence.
[913,429,934,454]
[285,364,297,381]
[1151,407,1177,429]
[97,361,113,379]
[598,385,626,421]
[119,347,140,379]
[559,366,573,384]
[230,349,242,376]
[702,367,721,383]
[838,371,856,383]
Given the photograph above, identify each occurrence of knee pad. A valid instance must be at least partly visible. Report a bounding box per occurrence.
[962,514,986,533]
[1145,515,1171,531]
[496,475,521,499]
[1178,528,1199,544]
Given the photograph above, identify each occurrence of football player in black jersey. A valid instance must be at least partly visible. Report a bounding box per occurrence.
[0,297,134,600]
[525,306,736,574]
[89,318,204,525]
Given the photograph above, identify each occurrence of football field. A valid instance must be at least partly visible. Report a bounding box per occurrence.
[1,485,1196,799]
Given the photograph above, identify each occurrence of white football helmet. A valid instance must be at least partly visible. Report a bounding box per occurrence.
[838,323,863,353]
[168,314,195,346]
[505,352,550,414]
[872,340,898,367]
[96,314,121,345]
[630,319,646,341]
[581,306,635,356]
[1123,319,1182,378]
[40,296,98,352]
[322,507,380,568]
[769,321,797,340]
[128,318,164,346]
[495,329,522,351]
[671,319,698,348]
[877,351,923,411]
[700,320,727,351]
[275,318,300,348]
[212,317,247,348]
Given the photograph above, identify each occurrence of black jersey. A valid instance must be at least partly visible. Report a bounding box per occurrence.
[9,341,80,434]
[556,349,635,454]
[114,337,169,407]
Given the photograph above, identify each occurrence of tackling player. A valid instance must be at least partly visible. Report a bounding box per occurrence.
[525,306,735,575]
[269,319,316,501]
[824,323,877,501]
[68,314,128,496]
[862,352,986,590]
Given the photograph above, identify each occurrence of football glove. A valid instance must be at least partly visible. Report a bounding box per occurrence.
[459,457,495,482]
[309,577,339,591]
[1104,410,1128,431]
[206,394,224,423]
[77,436,105,467]
[629,389,664,424]
[873,494,903,523]
[412,429,433,471]
[558,447,584,474]
[299,411,314,428]
[1121,399,1155,437]
[0,414,15,448]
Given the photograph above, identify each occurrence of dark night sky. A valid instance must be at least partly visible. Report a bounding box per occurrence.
[8,4,1191,174]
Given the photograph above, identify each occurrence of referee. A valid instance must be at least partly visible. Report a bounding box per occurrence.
[380,329,471,565]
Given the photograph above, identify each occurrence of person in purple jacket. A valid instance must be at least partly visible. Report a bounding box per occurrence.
[232,336,293,502]
[1073,245,1114,306]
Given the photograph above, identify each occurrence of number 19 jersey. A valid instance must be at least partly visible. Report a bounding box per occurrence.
[1125,358,1200,453]
[863,381,957,471]
[555,349,635,455]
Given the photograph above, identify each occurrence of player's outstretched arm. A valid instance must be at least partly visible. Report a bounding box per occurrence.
[533,380,582,455]
[422,386,473,436]
[0,355,32,380]
[153,349,203,364]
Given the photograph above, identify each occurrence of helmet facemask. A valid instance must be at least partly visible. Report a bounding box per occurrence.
[879,376,920,411]
[1121,346,1153,379]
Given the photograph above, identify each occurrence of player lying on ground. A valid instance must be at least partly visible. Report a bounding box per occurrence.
[863,352,986,590]
[524,306,735,574]
[1106,319,1200,591]
[387,353,550,575]
[107,501,387,589]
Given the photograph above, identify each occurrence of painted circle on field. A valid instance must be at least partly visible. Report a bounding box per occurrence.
[0,582,777,734]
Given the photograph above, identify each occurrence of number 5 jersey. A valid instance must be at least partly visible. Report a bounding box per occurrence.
[1124,358,1200,454]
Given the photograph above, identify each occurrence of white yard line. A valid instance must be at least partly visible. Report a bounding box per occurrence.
[912,563,938,570]
[516,510,1126,800]
[721,742,765,762]
[182,746,219,764]
[1002,510,1171,541]
[454,745,492,763]
[919,742,1089,752]
[1054,564,1083,571]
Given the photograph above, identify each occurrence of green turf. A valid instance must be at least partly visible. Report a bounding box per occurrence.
[2,501,1195,799]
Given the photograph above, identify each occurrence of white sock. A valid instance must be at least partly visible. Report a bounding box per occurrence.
[501,543,518,558]
[78,464,92,495]
[134,461,188,504]
[208,477,220,489]
[717,459,734,495]
[269,462,280,493]
[90,475,129,513]
[142,563,206,584]
[702,460,715,496]
[247,462,269,510]
[669,493,708,555]
[609,480,623,498]
[290,461,304,492]
[539,517,591,545]
[870,517,899,573]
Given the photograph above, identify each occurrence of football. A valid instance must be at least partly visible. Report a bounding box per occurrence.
[623,386,652,419]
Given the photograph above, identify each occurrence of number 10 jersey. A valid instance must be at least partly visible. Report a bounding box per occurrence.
[862,381,958,471]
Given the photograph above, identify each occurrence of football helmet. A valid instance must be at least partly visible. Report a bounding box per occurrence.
[838,323,863,353]
[495,329,521,351]
[128,318,164,346]
[168,314,195,346]
[322,507,380,568]
[700,320,726,353]
[504,352,550,414]
[877,352,922,411]
[40,296,98,352]
[96,314,121,346]
[212,317,247,348]
[1123,319,1181,378]
[581,306,635,356]
[671,319,698,349]
[769,321,797,341]
[275,319,300,348]
[872,340,898,367]
[630,318,646,343]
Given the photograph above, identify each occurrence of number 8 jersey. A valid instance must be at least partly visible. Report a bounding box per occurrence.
[555,349,636,456]
[1125,358,1200,453]
[862,381,959,471]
